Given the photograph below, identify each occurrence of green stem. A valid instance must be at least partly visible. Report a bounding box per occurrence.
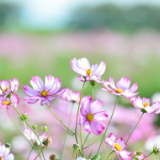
[75,81,86,144]
[106,151,114,160]
[61,102,74,160]
[80,125,84,156]
[34,147,44,160]
[92,85,95,101]
[9,97,45,160]
[142,152,153,160]
[48,105,74,135]
[27,148,33,160]
[83,133,90,147]
[7,109,24,136]
[126,113,144,143]
[97,96,119,154]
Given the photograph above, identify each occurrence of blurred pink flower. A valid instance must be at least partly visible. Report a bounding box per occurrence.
[133,150,146,160]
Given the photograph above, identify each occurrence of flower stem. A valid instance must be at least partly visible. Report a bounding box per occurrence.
[48,105,74,135]
[83,133,90,147]
[61,102,74,160]
[80,125,84,156]
[106,151,114,160]
[7,109,24,136]
[75,81,86,144]
[34,147,44,160]
[92,85,95,101]
[142,152,153,160]
[9,97,45,160]
[97,96,119,154]
[126,112,144,143]
[27,148,33,160]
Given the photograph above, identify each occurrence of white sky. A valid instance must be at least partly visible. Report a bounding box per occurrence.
[3,0,160,29]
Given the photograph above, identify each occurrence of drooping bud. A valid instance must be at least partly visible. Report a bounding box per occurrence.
[21,114,28,121]
[5,143,11,148]
[41,126,48,132]
[73,144,80,150]
[153,145,159,155]
[32,125,38,130]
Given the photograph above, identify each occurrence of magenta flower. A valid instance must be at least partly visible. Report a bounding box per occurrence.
[0,142,14,160]
[105,133,132,160]
[133,150,146,160]
[0,94,19,109]
[23,75,66,107]
[102,77,138,98]
[79,97,108,135]
[0,78,19,98]
[61,88,80,103]
[70,58,106,82]
[131,96,160,114]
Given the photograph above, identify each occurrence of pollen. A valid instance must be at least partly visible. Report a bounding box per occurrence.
[41,90,48,97]
[3,101,10,105]
[114,143,122,151]
[86,69,92,76]
[87,113,94,121]
[143,102,149,107]
[3,87,10,93]
[115,88,123,93]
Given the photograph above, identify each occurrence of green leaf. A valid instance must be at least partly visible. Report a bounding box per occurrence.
[66,128,75,136]
[87,149,92,159]
[91,154,100,160]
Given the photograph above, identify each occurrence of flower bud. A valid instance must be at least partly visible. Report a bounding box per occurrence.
[32,125,37,130]
[5,143,11,148]
[90,80,96,86]
[153,146,159,155]
[49,154,56,160]
[21,114,28,121]
[136,150,141,156]
[41,126,48,132]
[73,144,80,150]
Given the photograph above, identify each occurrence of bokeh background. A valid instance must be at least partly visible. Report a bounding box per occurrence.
[0,0,160,159]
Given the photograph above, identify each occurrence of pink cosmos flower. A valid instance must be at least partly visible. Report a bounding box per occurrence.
[23,75,66,107]
[61,88,80,103]
[79,97,108,135]
[0,78,19,98]
[102,77,138,98]
[0,142,14,160]
[0,94,19,109]
[24,128,52,148]
[133,150,146,160]
[105,133,132,160]
[70,58,106,82]
[131,96,160,114]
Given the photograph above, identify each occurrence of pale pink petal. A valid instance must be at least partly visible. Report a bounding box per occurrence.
[92,61,106,76]
[129,83,138,93]
[83,97,92,114]
[0,80,10,90]
[41,98,51,107]
[115,137,127,150]
[11,94,19,107]
[105,133,117,146]
[5,153,14,160]
[122,90,139,99]
[94,110,108,120]
[47,96,56,102]
[131,96,143,109]
[91,64,98,72]
[80,105,88,116]
[48,78,61,95]
[90,120,105,135]
[83,121,92,134]
[78,75,85,82]
[45,75,55,91]
[142,97,150,105]
[90,100,103,114]
[77,58,91,70]
[23,85,40,97]
[79,115,87,125]
[30,76,44,92]
[108,77,116,90]
[119,150,132,160]
[116,77,131,91]
[23,97,39,104]
[55,87,66,97]
[10,78,19,93]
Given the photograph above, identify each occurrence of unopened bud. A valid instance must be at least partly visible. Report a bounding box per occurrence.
[49,154,56,160]
[73,144,80,150]
[32,125,37,130]
[136,150,141,156]
[21,114,28,121]
[5,143,11,148]
[153,146,159,155]
[41,126,48,132]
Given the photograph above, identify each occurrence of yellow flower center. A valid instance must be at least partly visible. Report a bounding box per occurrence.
[3,87,10,93]
[115,88,123,93]
[41,90,48,97]
[3,101,10,105]
[87,113,94,121]
[114,143,122,151]
[86,69,92,76]
[143,102,149,107]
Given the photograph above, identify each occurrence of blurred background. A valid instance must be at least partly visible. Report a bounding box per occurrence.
[0,0,160,159]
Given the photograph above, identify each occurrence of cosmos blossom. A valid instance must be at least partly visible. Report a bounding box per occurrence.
[61,88,80,103]
[133,150,146,160]
[0,142,14,160]
[102,77,138,98]
[23,75,66,107]
[70,58,106,83]
[0,94,19,109]
[0,78,19,98]
[105,133,132,160]
[131,96,160,114]
[79,97,108,135]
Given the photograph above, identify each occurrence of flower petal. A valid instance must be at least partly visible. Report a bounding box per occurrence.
[90,120,105,135]
[116,77,131,91]
[94,110,108,120]
[77,58,91,70]
[30,76,44,92]
[79,115,87,125]
[0,80,10,90]
[122,90,139,99]
[115,137,127,150]
[23,85,40,97]
[23,97,39,104]
[90,100,103,114]
[45,75,55,91]
[83,121,92,134]
[92,61,106,76]
[131,96,143,109]
[82,97,92,114]
[105,133,117,146]
[129,83,138,93]
[108,77,116,90]
[47,95,56,102]
[142,97,150,105]
[10,78,19,93]
[41,98,51,107]
[119,150,132,160]
[11,94,20,107]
